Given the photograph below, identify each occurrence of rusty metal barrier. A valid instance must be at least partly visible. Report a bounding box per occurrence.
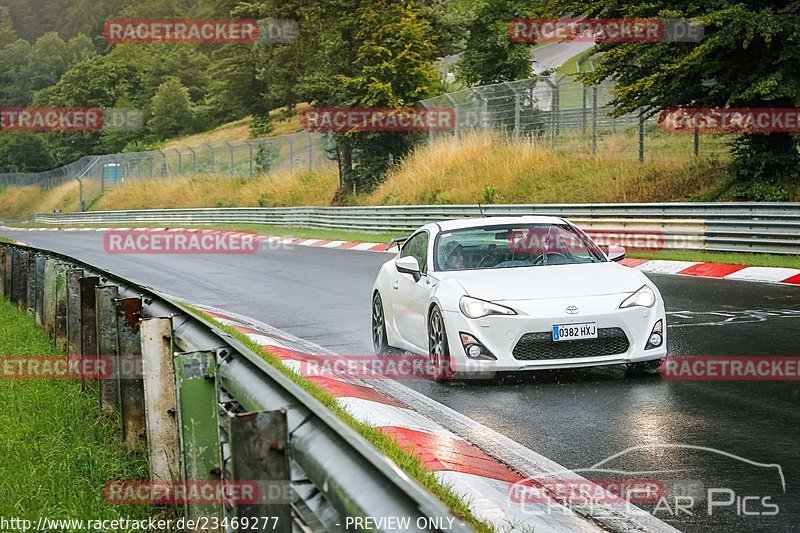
[0,242,467,533]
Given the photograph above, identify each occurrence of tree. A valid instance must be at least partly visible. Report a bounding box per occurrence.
[147,77,194,140]
[0,132,55,172]
[0,5,16,48]
[455,0,534,85]
[299,0,444,195]
[551,0,800,199]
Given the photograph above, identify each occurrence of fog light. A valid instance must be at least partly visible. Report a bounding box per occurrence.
[645,320,664,350]
[459,332,497,360]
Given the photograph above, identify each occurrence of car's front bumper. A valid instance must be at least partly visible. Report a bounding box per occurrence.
[443,293,667,373]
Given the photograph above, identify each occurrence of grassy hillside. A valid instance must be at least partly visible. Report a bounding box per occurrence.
[0,181,80,221]
[78,131,731,215]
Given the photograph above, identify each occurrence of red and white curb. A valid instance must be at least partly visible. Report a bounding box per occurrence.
[3,225,797,286]
[619,258,800,286]
[191,304,676,533]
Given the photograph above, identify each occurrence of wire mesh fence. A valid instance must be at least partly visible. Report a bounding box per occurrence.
[0,132,331,212]
[418,75,730,161]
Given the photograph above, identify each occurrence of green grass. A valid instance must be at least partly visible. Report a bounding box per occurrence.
[0,297,160,522]
[185,305,494,532]
[0,237,13,244]
[629,250,800,269]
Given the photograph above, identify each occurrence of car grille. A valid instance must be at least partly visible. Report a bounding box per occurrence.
[512,327,630,361]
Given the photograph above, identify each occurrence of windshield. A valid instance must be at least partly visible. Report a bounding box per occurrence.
[434,223,607,271]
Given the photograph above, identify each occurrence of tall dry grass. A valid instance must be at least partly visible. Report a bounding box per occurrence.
[2,131,740,219]
[363,132,726,205]
[93,165,339,211]
[0,181,80,220]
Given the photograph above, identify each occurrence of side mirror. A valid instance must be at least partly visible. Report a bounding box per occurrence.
[396,256,422,281]
[607,245,626,262]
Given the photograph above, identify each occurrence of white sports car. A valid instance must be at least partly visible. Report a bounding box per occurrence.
[371,216,666,379]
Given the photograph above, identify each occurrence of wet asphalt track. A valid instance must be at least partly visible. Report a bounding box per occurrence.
[3,230,799,533]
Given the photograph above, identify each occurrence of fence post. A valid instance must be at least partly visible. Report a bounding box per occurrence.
[26,252,37,316]
[175,350,222,523]
[17,250,29,311]
[80,276,101,389]
[174,149,183,176]
[141,317,180,483]
[2,247,11,299]
[188,146,197,174]
[96,285,120,412]
[34,255,45,326]
[226,142,234,177]
[249,142,254,177]
[582,85,588,135]
[444,94,459,137]
[208,144,216,173]
[54,263,69,351]
[116,297,146,449]
[229,410,292,531]
[9,250,19,305]
[66,268,84,361]
[592,84,598,155]
[43,258,57,337]
[638,109,645,162]
[308,136,313,172]
[694,122,699,157]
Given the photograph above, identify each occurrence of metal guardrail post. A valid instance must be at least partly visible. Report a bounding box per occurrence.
[0,247,6,299]
[66,269,84,360]
[34,255,45,325]
[176,350,223,524]
[116,297,146,449]
[80,276,101,389]
[141,317,180,483]
[96,285,120,412]
[26,252,37,316]
[229,410,291,531]
[43,258,57,337]
[10,250,20,306]
[54,263,69,351]
[18,250,30,311]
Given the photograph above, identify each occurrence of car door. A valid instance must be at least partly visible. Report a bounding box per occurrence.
[393,231,435,351]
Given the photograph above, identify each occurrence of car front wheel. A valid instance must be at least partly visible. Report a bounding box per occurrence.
[372,293,391,356]
[428,306,453,381]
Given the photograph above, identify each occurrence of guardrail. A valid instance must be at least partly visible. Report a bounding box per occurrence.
[0,242,467,533]
[23,202,800,254]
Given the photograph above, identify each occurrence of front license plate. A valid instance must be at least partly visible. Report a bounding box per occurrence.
[552,322,598,341]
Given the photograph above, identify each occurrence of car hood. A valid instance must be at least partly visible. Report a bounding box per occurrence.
[443,262,645,301]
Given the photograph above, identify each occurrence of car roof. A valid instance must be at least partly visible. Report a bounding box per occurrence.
[429,215,568,232]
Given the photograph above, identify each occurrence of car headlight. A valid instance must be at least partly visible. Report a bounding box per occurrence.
[619,285,656,309]
[459,296,517,319]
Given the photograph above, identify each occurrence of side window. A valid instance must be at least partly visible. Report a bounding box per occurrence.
[400,232,429,272]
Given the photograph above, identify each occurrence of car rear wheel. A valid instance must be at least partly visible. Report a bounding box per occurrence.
[372,293,391,356]
[428,307,453,381]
